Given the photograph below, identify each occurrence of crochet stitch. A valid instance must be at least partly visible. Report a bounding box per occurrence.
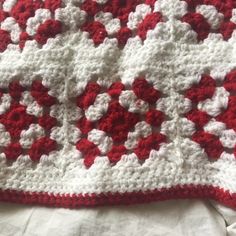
[1,0,236,209]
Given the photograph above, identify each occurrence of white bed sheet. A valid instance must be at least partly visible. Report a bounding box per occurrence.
[0,200,236,236]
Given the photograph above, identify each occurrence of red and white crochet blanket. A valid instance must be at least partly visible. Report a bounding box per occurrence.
[0,0,236,208]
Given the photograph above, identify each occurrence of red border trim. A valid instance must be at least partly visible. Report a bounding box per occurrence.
[1,185,236,209]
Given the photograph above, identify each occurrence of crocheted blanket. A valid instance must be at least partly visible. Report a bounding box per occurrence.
[0,0,236,209]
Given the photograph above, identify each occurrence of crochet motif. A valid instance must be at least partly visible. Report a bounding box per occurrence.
[76,77,166,167]
[0,80,58,161]
[1,0,236,208]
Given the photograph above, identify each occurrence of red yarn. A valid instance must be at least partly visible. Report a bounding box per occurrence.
[228,96,236,110]
[19,32,32,49]
[183,0,203,9]
[146,109,165,127]
[38,115,57,130]
[31,80,57,106]
[44,0,61,12]
[137,12,162,40]
[0,104,35,138]
[9,81,24,99]
[77,117,94,134]
[76,138,100,168]
[181,13,211,41]
[216,97,236,132]
[0,29,11,52]
[186,109,210,128]
[219,22,236,40]
[132,77,160,104]
[77,82,101,109]
[192,131,224,159]
[117,27,132,45]
[81,0,100,16]
[103,0,141,23]
[81,21,107,45]
[185,75,216,102]
[107,145,127,163]
[134,134,166,160]
[0,10,8,22]
[4,142,23,160]
[98,101,139,142]
[224,70,236,92]
[203,0,235,20]
[35,19,62,45]
[145,0,157,7]
[107,82,125,98]
[1,185,236,209]
[10,0,43,28]
[29,137,57,161]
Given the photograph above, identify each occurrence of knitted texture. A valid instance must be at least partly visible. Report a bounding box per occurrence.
[1,0,236,209]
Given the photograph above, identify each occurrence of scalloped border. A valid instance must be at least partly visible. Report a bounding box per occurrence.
[0,185,236,209]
